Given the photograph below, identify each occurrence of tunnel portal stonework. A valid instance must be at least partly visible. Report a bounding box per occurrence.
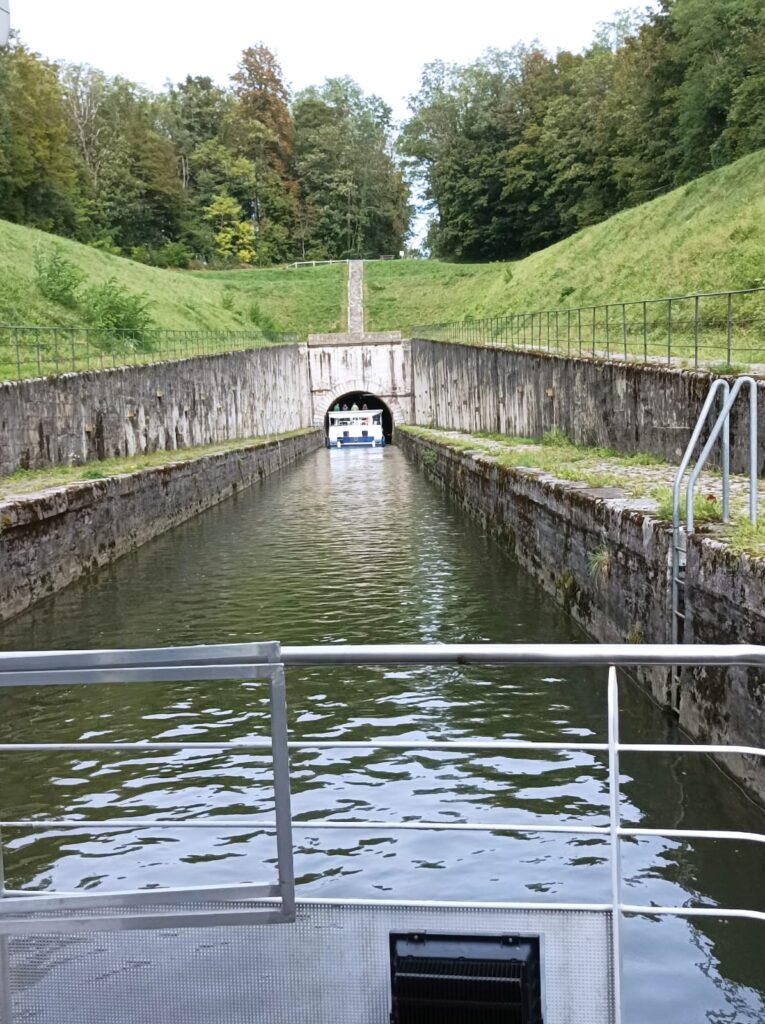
[307,332,412,430]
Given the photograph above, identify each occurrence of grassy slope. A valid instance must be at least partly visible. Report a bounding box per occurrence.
[189,266,346,335]
[0,218,345,333]
[4,146,763,336]
[366,149,765,328]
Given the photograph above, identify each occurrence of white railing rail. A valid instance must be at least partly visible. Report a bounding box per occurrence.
[0,642,764,1024]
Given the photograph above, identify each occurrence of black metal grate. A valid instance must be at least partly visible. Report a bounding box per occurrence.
[390,932,543,1024]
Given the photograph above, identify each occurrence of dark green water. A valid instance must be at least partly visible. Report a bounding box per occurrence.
[0,446,763,1021]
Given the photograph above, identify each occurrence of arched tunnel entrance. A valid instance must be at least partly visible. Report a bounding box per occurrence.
[324,392,394,444]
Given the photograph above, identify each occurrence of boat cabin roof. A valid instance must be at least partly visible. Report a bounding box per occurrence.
[328,408,383,421]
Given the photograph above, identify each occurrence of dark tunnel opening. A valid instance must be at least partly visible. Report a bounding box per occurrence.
[324,392,394,444]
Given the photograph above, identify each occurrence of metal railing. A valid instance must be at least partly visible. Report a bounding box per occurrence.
[412,286,765,369]
[0,325,305,383]
[671,379,758,669]
[289,259,351,268]
[289,257,399,268]
[0,642,763,1024]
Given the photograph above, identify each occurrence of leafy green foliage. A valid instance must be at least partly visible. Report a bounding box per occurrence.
[248,301,279,341]
[0,43,79,233]
[33,244,83,306]
[651,485,722,524]
[401,0,765,261]
[541,427,570,448]
[588,547,611,582]
[723,517,765,557]
[80,278,153,335]
[0,38,410,265]
[293,78,410,259]
[204,194,256,264]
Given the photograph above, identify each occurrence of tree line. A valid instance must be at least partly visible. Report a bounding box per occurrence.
[401,0,765,261]
[0,41,411,265]
[2,0,763,269]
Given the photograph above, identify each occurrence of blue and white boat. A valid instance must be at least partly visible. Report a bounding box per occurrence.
[327,408,385,448]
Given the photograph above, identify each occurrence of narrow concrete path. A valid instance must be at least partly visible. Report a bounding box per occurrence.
[347,260,364,336]
[410,426,765,551]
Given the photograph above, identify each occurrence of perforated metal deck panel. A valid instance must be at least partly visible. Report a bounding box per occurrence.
[1,900,614,1024]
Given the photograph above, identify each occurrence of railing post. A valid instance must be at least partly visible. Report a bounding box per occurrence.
[622,302,627,361]
[605,305,610,358]
[270,665,296,921]
[672,378,730,646]
[0,826,12,1024]
[667,298,673,367]
[749,379,758,526]
[693,294,700,370]
[726,291,733,367]
[642,301,648,363]
[592,307,596,357]
[607,666,624,1024]
[566,309,571,356]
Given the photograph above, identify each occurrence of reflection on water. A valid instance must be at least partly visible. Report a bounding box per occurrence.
[0,446,763,1020]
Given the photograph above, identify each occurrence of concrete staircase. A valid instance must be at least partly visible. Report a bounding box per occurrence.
[307,261,402,347]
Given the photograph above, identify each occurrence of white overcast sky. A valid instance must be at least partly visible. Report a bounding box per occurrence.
[12,0,645,120]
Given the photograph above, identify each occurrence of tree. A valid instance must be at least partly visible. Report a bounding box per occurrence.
[671,0,765,177]
[227,43,298,262]
[294,77,410,259]
[203,193,255,263]
[59,64,110,190]
[161,75,230,191]
[0,41,80,231]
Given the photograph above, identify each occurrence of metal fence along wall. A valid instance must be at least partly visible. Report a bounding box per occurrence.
[0,327,304,383]
[4,285,765,384]
[413,287,765,369]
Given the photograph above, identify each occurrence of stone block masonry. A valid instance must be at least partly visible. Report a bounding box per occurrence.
[0,345,312,477]
[399,428,765,803]
[411,339,765,473]
[0,430,322,623]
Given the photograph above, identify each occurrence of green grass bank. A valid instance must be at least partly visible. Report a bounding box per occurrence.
[0,218,345,334]
[366,149,765,329]
[401,425,765,556]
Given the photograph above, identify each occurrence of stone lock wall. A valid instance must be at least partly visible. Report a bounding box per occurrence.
[0,430,323,623]
[399,429,765,802]
[0,345,313,477]
[411,339,765,472]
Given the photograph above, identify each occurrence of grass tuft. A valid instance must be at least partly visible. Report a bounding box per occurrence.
[722,517,765,556]
[651,485,723,524]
